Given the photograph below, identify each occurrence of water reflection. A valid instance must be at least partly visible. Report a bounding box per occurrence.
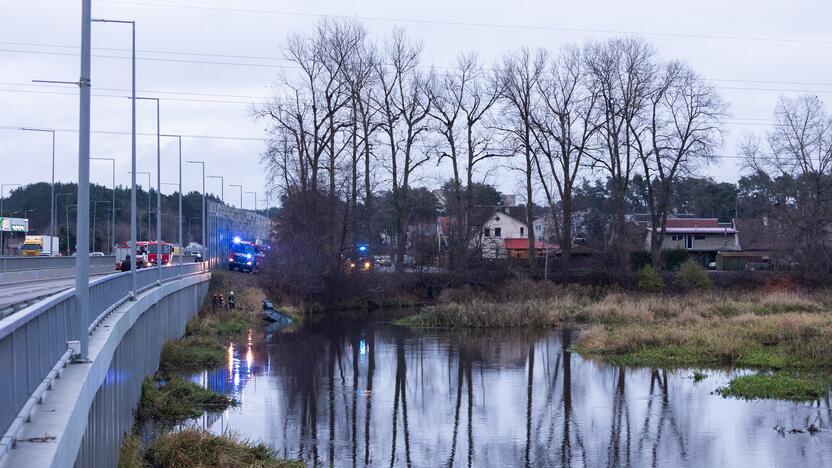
[199,316,831,467]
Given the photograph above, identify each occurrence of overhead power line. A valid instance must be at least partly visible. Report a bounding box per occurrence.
[87,0,832,46]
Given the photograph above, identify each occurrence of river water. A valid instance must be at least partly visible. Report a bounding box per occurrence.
[191,314,831,467]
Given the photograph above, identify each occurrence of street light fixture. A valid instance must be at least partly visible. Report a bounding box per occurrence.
[134,96,162,283]
[92,16,137,299]
[229,184,243,209]
[20,128,57,254]
[185,160,206,264]
[206,175,224,204]
[91,157,116,254]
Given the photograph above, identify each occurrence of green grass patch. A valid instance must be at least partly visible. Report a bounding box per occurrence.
[716,373,829,401]
[158,336,226,374]
[137,376,235,423]
[120,429,304,468]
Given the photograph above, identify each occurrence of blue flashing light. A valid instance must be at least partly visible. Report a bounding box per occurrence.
[358,245,367,252]
[233,236,241,244]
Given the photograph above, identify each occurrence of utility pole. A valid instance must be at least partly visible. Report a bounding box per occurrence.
[74,0,93,360]
[91,17,136,295]
[135,97,162,283]
[245,191,256,211]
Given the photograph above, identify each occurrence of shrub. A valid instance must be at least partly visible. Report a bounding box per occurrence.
[662,248,690,271]
[630,251,652,271]
[674,259,713,290]
[637,265,664,293]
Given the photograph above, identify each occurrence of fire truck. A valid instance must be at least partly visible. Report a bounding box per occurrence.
[114,241,174,270]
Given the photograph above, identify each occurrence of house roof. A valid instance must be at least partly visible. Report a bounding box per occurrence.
[503,238,558,250]
[647,218,736,234]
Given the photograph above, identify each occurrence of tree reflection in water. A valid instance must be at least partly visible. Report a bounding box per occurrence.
[202,316,832,467]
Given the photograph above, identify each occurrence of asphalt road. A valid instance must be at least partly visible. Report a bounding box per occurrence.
[0,273,113,315]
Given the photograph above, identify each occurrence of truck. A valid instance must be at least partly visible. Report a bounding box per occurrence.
[21,235,59,256]
[228,236,257,273]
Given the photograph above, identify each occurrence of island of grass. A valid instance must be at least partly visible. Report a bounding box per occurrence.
[399,278,832,401]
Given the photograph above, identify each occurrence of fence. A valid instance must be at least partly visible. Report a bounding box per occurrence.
[0,262,208,461]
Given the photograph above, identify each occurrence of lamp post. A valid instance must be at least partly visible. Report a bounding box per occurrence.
[91,157,116,254]
[230,184,243,209]
[185,160,206,265]
[134,97,162,283]
[1,183,22,256]
[92,201,110,253]
[92,16,136,298]
[206,175,224,204]
[245,191,256,211]
[161,134,183,277]
[20,128,56,253]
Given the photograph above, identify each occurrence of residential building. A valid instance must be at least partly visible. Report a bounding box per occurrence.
[645,218,739,265]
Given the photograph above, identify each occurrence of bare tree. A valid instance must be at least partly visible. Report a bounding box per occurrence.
[743,95,832,273]
[427,52,503,269]
[632,62,725,268]
[530,45,600,278]
[374,29,432,273]
[584,38,655,271]
[500,48,546,272]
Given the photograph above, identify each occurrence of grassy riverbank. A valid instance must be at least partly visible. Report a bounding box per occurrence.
[120,270,304,467]
[118,430,304,468]
[399,280,832,400]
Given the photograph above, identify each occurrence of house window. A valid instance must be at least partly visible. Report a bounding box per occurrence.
[495,228,502,238]
[520,227,525,236]
[535,225,542,233]
[671,235,681,241]
[484,228,491,238]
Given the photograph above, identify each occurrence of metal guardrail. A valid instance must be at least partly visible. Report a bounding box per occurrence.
[0,262,209,460]
[0,256,115,272]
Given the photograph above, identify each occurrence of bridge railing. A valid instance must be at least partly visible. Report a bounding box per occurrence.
[0,262,209,460]
[0,255,115,272]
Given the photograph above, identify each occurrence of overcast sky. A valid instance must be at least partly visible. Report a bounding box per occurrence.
[1,0,831,208]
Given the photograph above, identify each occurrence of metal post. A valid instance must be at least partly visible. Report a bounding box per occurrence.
[75,0,92,360]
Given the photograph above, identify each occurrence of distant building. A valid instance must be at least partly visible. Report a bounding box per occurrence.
[645,218,739,265]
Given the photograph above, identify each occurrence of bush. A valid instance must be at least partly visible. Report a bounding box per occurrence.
[674,259,713,290]
[637,265,664,293]
[630,251,652,271]
[662,248,690,271]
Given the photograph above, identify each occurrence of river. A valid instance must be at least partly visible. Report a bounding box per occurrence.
[190,314,831,467]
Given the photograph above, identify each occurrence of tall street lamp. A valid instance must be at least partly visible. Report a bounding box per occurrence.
[134,96,162,283]
[20,128,57,254]
[1,183,22,256]
[207,175,224,204]
[185,160,206,264]
[93,16,137,298]
[161,134,184,277]
[230,184,243,209]
[91,157,116,254]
